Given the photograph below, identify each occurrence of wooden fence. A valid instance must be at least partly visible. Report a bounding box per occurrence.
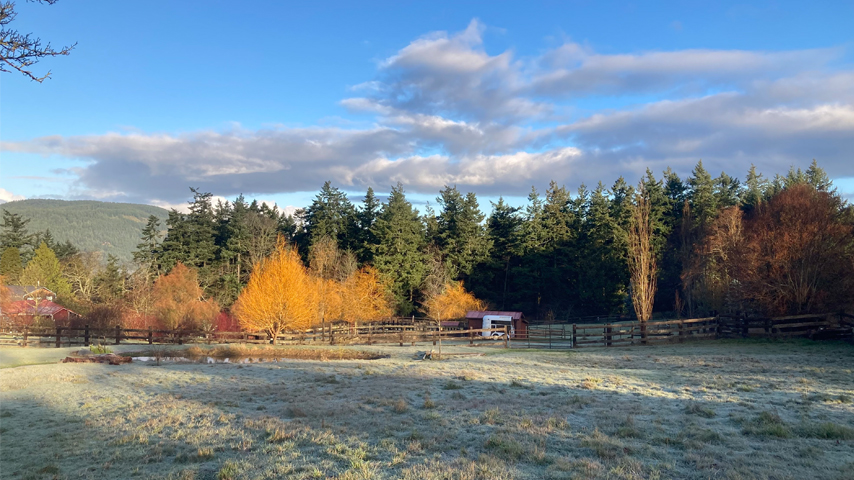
[0,313,849,349]
[0,323,513,349]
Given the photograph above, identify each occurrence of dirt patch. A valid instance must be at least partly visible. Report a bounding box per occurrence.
[61,354,131,365]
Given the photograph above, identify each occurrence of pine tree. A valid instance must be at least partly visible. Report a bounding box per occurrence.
[299,181,358,253]
[714,171,742,208]
[688,160,717,228]
[475,197,522,309]
[805,159,832,192]
[0,247,23,283]
[0,210,35,253]
[434,186,491,279]
[743,164,767,211]
[356,187,381,264]
[133,215,162,275]
[577,182,625,315]
[19,242,71,298]
[96,254,125,301]
[370,184,427,315]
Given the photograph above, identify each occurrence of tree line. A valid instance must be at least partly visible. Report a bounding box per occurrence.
[2,159,852,331]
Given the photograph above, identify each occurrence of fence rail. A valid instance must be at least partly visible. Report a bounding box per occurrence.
[0,323,512,349]
[1,313,849,349]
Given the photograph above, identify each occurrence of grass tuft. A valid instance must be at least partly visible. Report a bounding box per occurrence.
[796,422,854,440]
[685,402,716,418]
[741,411,792,438]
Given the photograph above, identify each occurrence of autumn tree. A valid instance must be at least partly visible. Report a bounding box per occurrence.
[337,266,393,326]
[233,241,319,344]
[422,281,484,358]
[627,183,657,331]
[151,263,219,331]
[740,184,853,315]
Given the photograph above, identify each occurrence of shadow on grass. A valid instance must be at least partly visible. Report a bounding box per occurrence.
[1,340,853,479]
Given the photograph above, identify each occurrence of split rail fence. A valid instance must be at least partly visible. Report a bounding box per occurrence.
[1,313,850,349]
[0,323,514,349]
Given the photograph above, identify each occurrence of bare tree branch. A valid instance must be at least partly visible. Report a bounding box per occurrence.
[0,0,75,82]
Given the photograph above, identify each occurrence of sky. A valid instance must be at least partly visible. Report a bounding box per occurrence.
[2,0,853,212]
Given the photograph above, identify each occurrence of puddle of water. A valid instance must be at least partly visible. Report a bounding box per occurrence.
[132,356,282,364]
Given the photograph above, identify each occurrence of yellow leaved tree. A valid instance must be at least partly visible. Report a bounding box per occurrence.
[422,281,485,359]
[338,266,393,327]
[233,240,319,344]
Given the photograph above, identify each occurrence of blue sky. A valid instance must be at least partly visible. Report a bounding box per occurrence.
[2,0,853,211]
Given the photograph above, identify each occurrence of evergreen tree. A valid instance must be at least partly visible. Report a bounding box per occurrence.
[158,189,219,286]
[299,181,358,253]
[659,168,687,313]
[805,159,832,192]
[133,215,162,274]
[96,254,125,301]
[434,186,491,279]
[0,247,23,283]
[0,210,35,253]
[356,187,381,264]
[688,160,717,227]
[370,184,427,315]
[577,183,625,315]
[714,171,742,209]
[474,197,522,310]
[19,242,71,298]
[223,195,252,282]
[743,164,767,211]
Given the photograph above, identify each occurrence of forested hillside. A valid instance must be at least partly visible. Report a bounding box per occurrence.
[0,200,169,263]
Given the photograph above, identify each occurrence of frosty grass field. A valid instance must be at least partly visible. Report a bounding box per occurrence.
[1,340,853,480]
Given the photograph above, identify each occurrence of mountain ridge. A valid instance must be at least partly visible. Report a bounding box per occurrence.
[1,199,170,264]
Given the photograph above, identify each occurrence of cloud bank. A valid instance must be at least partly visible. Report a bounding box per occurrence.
[3,19,853,204]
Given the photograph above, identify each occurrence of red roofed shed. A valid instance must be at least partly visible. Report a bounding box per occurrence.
[1,300,80,326]
[465,311,527,338]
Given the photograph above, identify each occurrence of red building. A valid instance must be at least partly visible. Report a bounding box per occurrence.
[1,299,80,326]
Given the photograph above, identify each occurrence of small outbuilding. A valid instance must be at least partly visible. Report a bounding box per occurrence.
[465,311,527,338]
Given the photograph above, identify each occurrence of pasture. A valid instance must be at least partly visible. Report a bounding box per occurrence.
[1,340,853,479]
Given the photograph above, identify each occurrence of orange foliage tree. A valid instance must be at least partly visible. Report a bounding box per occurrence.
[233,241,319,344]
[422,281,485,358]
[151,263,220,331]
[741,184,854,315]
[337,266,393,326]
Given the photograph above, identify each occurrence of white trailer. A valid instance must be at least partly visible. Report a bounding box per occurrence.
[482,315,514,338]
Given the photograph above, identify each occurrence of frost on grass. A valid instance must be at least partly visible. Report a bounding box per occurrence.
[1,340,853,479]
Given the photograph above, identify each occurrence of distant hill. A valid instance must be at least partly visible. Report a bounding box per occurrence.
[1,199,170,264]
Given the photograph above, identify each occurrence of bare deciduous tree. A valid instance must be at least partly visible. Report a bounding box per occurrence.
[1,0,76,82]
[628,183,657,334]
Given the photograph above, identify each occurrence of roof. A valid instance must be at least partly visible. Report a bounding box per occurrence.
[465,311,525,321]
[1,300,74,317]
[7,285,56,299]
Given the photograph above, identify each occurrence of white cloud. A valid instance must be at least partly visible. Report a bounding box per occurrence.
[2,20,853,204]
[0,188,25,203]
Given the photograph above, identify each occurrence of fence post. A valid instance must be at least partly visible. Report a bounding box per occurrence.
[504,326,508,348]
[56,327,62,348]
[399,331,403,347]
[605,324,612,347]
[572,324,576,348]
[148,326,153,345]
[84,324,90,346]
[469,326,473,346]
[22,326,29,347]
[114,325,121,345]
